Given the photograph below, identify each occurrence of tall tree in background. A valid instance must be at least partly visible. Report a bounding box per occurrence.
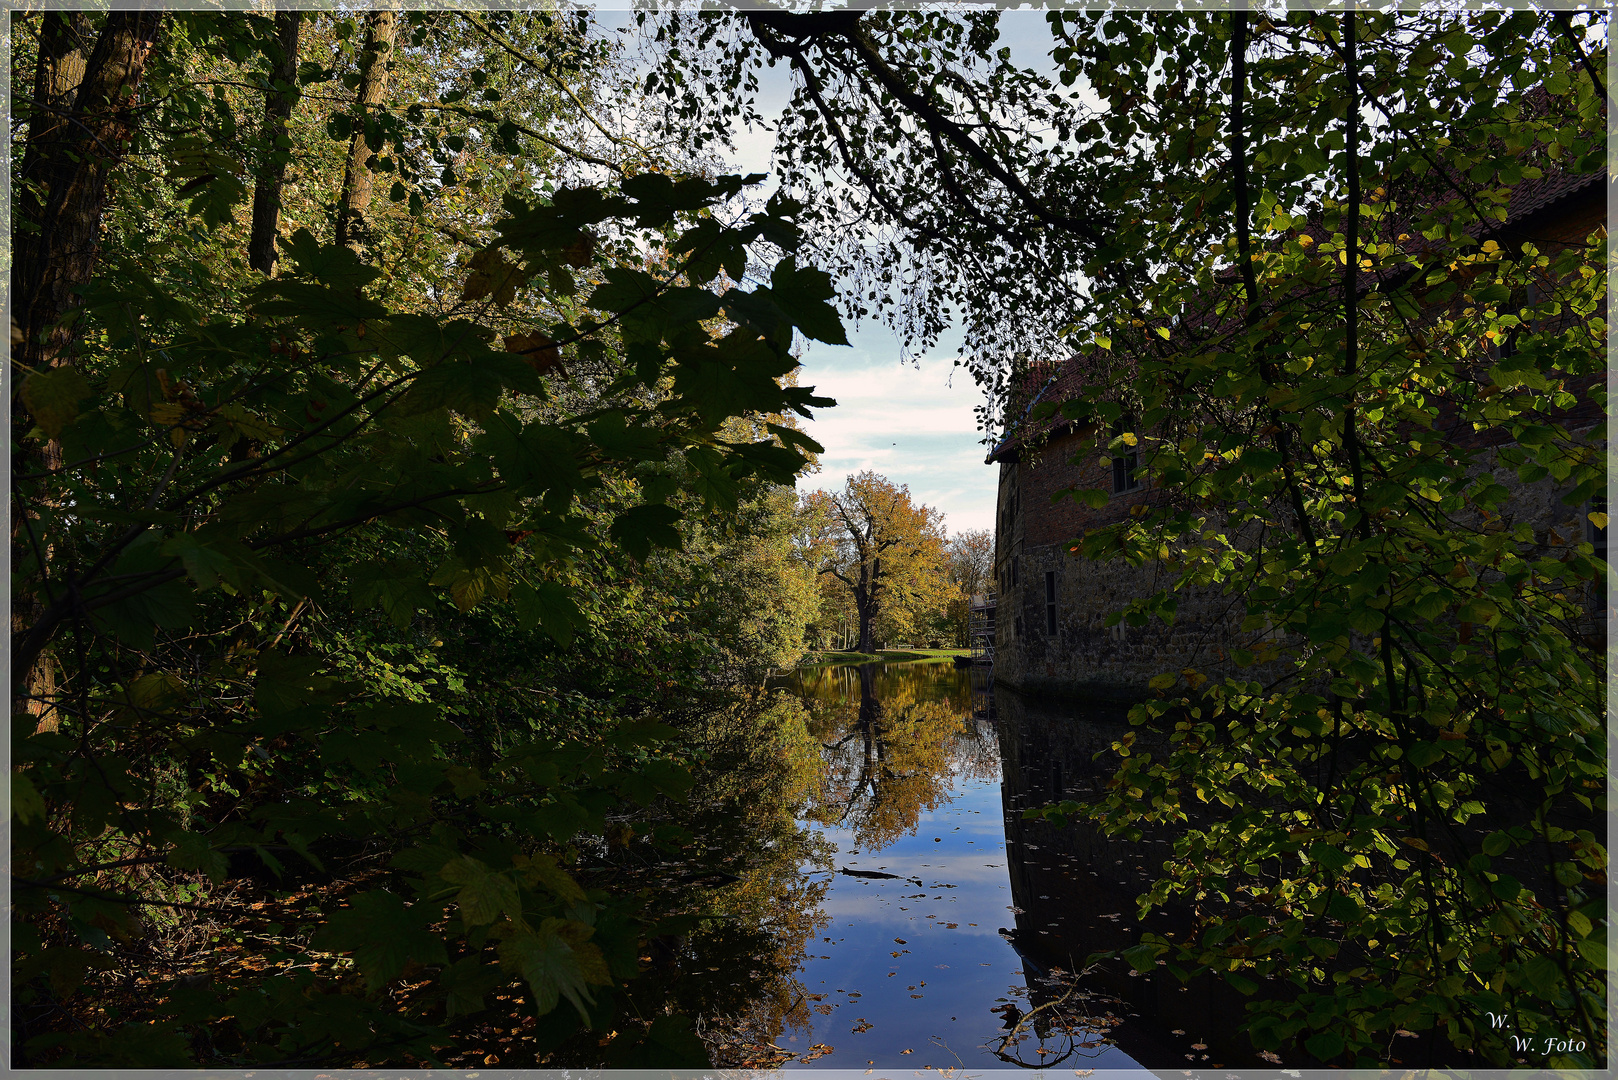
[247,12,302,273]
[802,472,947,653]
[14,11,163,374]
[943,528,992,646]
[334,11,398,254]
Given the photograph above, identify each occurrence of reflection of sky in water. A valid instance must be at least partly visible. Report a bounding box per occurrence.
[778,751,1144,1069]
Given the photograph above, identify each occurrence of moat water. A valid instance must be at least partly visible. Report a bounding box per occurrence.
[763,659,1247,1071]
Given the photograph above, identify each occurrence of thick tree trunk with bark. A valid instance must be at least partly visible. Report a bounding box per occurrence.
[248,12,303,275]
[13,12,162,731]
[13,11,163,374]
[29,12,93,120]
[854,556,882,653]
[334,11,399,255]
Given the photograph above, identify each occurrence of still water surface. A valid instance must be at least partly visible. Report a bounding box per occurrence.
[768,660,1153,1070]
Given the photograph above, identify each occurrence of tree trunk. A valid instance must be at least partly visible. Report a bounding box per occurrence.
[29,12,93,121]
[855,556,881,653]
[13,11,163,374]
[334,11,398,255]
[248,12,303,275]
[13,12,162,732]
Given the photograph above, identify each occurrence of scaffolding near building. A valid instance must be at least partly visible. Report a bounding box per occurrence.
[968,591,996,666]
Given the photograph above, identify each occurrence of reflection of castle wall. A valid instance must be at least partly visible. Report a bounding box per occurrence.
[993,685,1268,1068]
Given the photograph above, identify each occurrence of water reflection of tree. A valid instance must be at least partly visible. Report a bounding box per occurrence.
[979,966,1126,1069]
[795,662,992,849]
[563,690,832,1066]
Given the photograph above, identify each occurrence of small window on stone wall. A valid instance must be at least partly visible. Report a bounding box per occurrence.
[1111,419,1141,494]
[1044,571,1057,635]
[1011,556,1019,588]
[1014,615,1024,640]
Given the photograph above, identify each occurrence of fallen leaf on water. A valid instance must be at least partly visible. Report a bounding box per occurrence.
[901,1048,914,1054]
[894,938,907,944]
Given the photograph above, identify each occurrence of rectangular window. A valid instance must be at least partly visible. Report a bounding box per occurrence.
[1014,615,1024,640]
[1044,571,1057,635]
[1111,420,1141,494]
[1011,556,1019,588]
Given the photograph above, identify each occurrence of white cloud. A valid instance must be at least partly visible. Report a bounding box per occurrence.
[796,332,998,536]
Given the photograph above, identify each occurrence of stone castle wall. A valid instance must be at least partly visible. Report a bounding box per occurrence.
[991,420,1606,702]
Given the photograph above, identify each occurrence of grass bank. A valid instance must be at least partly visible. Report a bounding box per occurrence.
[798,648,970,667]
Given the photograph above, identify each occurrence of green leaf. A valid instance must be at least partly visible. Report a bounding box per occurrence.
[1574,938,1609,968]
[310,889,448,989]
[461,246,526,307]
[766,258,849,345]
[350,560,437,629]
[160,533,243,592]
[609,503,684,562]
[612,1013,713,1067]
[498,919,613,1021]
[1226,971,1260,995]
[1406,741,1444,768]
[396,361,504,421]
[1520,952,1565,991]
[1309,843,1355,872]
[251,280,387,325]
[438,856,521,926]
[439,955,506,1019]
[517,852,587,904]
[254,651,336,720]
[390,843,459,875]
[1305,1031,1344,1062]
[13,770,45,825]
[587,266,664,316]
[511,579,581,646]
[1121,942,1162,972]
[444,764,486,798]
[165,830,229,884]
[279,227,382,289]
[20,366,93,438]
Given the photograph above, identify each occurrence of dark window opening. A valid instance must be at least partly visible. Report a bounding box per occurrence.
[1014,615,1024,639]
[1011,556,1019,588]
[1044,571,1057,635]
[1111,419,1141,494]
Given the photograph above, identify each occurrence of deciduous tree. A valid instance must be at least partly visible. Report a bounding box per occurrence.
[801,472,947,653]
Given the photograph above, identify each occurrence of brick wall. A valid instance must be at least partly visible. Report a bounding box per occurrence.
[988,178,1605,701]
[992,421,1605,702]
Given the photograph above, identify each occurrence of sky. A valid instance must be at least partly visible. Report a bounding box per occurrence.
[794,332,996,537]
[596,9,1074,537]
[728,14,1071,538]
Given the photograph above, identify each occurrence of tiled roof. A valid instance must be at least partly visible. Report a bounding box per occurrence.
[1506,166,1606,222]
